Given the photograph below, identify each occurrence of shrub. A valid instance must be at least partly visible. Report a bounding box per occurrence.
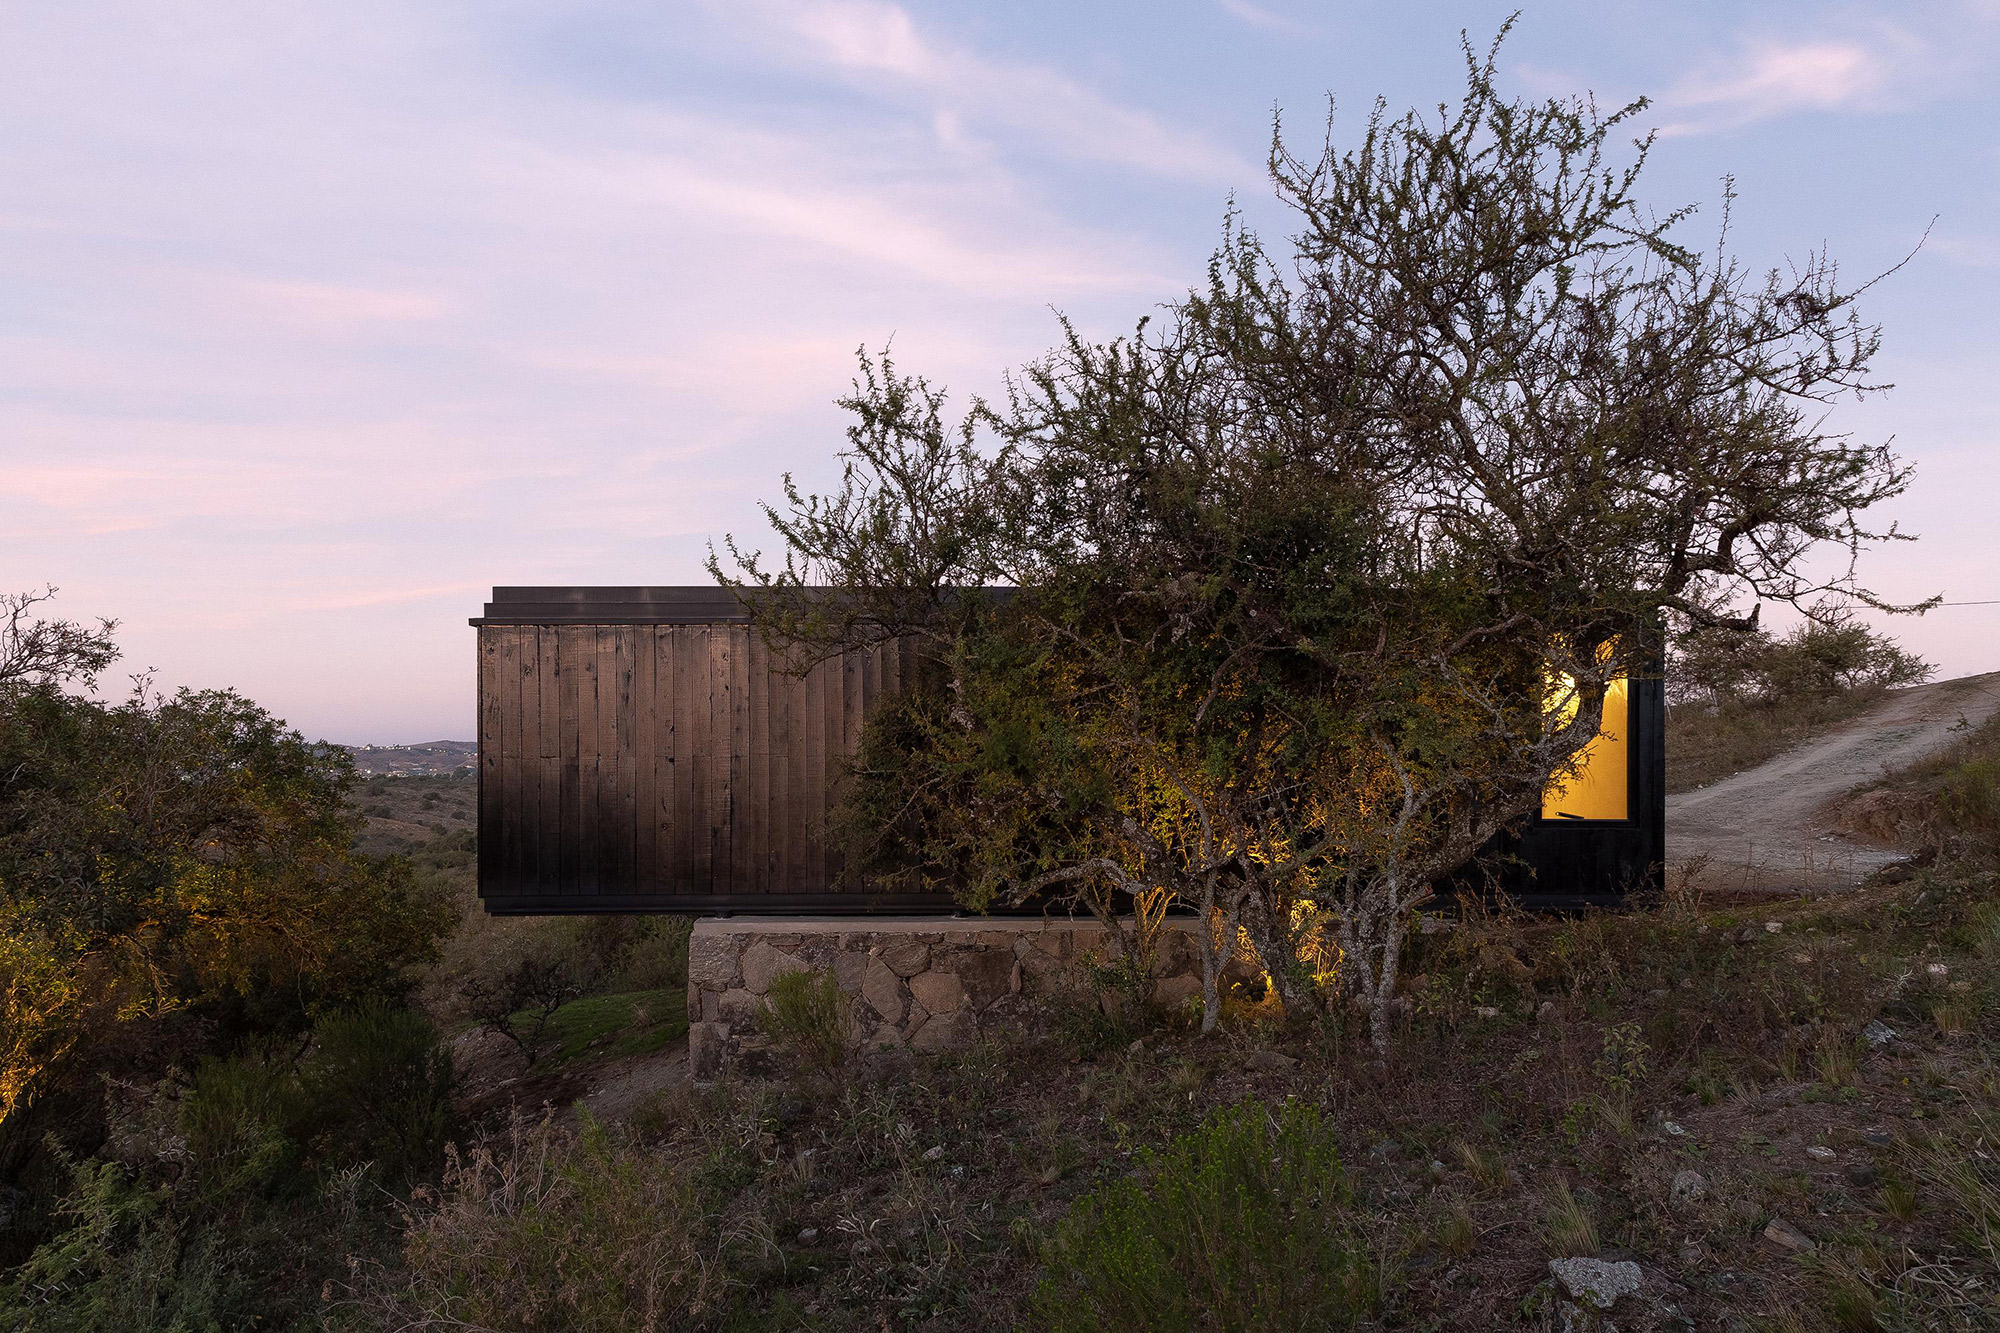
[602,915,693,993]
[0,1159,234,1333]
[383,1112,726,1333]
[1030,1100,1375,1333]
[1937,745,2000,857]
[300,1003,453,1185]
[759,968,848,1073]
[179,1053,301,1200]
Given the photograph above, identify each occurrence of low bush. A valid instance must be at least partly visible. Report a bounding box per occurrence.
[1935,719,2000,857]
[380,1111,726,1333]
[180,1052,301,1199]
[0,1159,235,1333]
[1030,1099,1375,1333]
[759,968,848,1073]
[300,1002,453,1185]
[1665,608,1932,793]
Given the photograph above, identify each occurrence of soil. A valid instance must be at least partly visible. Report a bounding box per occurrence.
[1667,670,2000,892]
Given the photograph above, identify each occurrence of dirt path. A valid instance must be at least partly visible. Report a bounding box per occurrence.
[1667,670,2000,893]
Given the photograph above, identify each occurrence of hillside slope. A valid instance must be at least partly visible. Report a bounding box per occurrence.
[1667,670,2000,892]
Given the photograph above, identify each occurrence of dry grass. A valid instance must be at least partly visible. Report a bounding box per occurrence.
[370,1111,728,1332]
[1540,1181,1600,1257]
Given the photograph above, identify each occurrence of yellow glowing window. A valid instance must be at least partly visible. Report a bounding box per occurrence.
[1542,675,1629,821]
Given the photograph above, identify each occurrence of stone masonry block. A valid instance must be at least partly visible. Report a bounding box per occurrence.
[908,970,965,1014]
[911,1009,977,1053]
[688,1021,729,1079]
[955,951,1018,1008]
[688,933,742,991]
[741,941,809,995]
[716,988,762,1025]
[862,956,904,1025]
[831,950,869,993]
[877,938,930,977]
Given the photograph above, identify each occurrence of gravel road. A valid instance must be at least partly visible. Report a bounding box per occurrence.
[1667,671,2000,893]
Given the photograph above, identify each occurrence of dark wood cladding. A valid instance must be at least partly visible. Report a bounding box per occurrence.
[477,618,926,911]
[476,588,1665,914]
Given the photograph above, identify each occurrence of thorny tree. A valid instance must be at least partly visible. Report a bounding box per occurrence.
[714,28,1924,1051]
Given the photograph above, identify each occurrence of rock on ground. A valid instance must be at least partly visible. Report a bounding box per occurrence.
[1548,1256,1642,1311]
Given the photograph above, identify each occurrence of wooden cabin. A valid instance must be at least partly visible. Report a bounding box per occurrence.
[471,587,1665,914]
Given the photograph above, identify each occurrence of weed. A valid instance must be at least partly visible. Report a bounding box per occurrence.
[1820,1265,1882,1332]
[1453,1139,1508,1192]
[760,968,849,1073]
[1542,1180,1600,1257]
[1930,997,1972,1040]
[1434,1196,1476,1257]
[1815,1030,1859,1088]
[1878,1178,1920,1223]
[1030,1100,1375,1332]
[178,1053,300,1198]
[1911,1106,2000,1265]
[1689,1048,1732,1106]
[1595,1021,1651,1094]
[301,1002,454,1184]
[381,1111,724,1332]
[1594,1092,1637,1138]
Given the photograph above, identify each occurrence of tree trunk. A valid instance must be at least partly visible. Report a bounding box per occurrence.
[1195,887,1238,1035]
[1241,888,1315,1019]
[1366,906,1408,1057]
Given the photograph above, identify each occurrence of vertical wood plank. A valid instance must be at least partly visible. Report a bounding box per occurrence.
[709,627,737,893]
[606,627,637,893]
[771,649,795,893]
[744,631,770,891]
[536,628,561,894]
[687,626,714,890]
[515,627,542,892]
[568,624,596,892]
[860,639,881,736]
[477,628,502,897]
[496,628,527,895]
[801,655,827,890]
[580,626,605,894]
[879,633,900,702]
[633,626,659,895]
[826,651,850,885]
[667,627,694,892]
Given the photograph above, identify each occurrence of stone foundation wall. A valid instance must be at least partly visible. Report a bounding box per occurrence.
[686,916,1205,1078]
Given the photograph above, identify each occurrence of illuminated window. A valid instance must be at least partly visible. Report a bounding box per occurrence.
[1542,675,1629,822]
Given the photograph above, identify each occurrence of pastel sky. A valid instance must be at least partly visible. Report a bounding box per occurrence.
[4,1,1996,743]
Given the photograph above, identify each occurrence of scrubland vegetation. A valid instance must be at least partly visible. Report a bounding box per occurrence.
[3,675,1997,1330]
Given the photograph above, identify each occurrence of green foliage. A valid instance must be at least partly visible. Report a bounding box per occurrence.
[299,1003,454,1185]
[759,968,848,1072]
[1669,605,1932,708]
[0,1159,233,1333]
[1030,1100,1374,1332]
[1541,1180,1602,1257]
[1667,604,1933,792]
[180,1054,302,1199]
[452,916,692,1067]
[0,1002,454,1331]
[0,619,455,1143]
[530,988,689,1069]
[1935,719,2000,857]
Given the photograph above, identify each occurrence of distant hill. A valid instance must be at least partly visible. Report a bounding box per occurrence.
[342,740,476,777]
